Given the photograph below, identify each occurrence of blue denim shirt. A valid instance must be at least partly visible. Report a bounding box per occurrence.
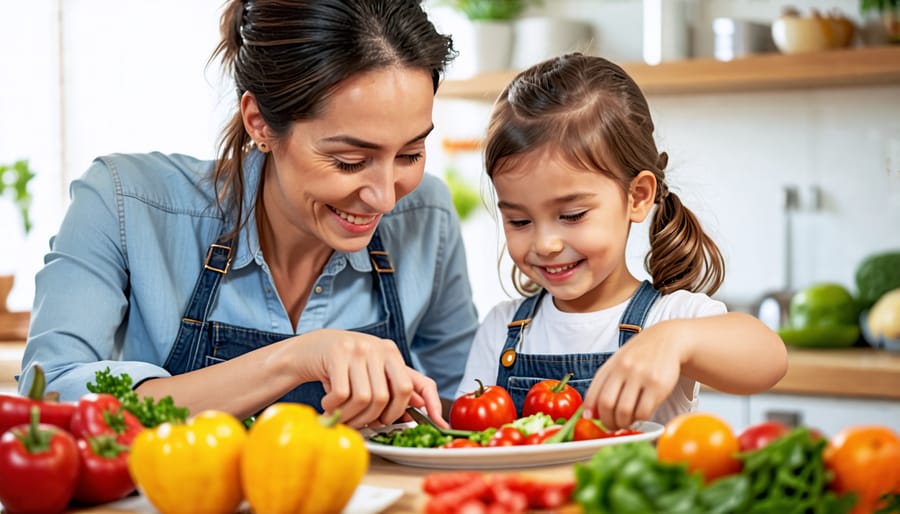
[20,151,478,401]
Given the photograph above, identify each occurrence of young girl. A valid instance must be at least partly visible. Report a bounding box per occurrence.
[457,54,787,430]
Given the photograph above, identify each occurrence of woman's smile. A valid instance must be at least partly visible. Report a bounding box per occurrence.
[327,204,381,233]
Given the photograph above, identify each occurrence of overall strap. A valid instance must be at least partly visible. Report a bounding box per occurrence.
[365,229,412,367]
[181,238,233,324]
[498,289,546,368]
[617,280,661,346]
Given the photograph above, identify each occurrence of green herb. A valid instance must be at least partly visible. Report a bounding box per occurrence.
[86,368,188,428]
[369,424,453,448]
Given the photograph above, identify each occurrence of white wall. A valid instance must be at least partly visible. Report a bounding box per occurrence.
[426,0,900,318]
[1,0,898,319]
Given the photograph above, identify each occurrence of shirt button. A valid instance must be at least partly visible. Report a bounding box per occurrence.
[314,286,323,294]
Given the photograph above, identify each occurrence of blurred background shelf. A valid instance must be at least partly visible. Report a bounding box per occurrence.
[438,45,900,100]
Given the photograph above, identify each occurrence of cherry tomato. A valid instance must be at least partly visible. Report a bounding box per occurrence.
[441,438,482,449]
[656,412,741,483]
[450,379,517,432]
[487,426,525,447]
[825,425,900,514]
[524,425,562,445]
[573,418,608,441]
[522,373,583,421]
[737,420,791,452]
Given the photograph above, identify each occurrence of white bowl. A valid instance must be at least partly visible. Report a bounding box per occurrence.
[771,16,830,54]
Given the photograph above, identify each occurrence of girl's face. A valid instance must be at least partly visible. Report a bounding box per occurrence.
[261,67,435,253]
[493,148,647,313]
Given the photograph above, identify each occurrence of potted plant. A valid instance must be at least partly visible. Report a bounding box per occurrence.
[861,0,900,43]
[0,159,35,312]
[442,0,542,74]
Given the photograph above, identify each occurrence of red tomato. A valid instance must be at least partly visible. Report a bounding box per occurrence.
[573,418,608,441]
[487,426,525,447]
[69,393,144,446]
[656,412,742,483]
[450,380,517,432]
[825,425,900,514]
[72,435,136,505]
[0,408,79,514]
[522,373,583,421]
[441,438,482,449]
[737,421,791,452]
[523,425,562,445]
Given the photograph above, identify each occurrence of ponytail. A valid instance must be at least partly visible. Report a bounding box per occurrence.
[645,190,724,295]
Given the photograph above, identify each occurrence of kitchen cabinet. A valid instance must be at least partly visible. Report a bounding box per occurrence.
[438,45,900,100]
[699,347,900,436]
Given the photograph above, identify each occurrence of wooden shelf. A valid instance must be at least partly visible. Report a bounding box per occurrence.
[438,45,900,100]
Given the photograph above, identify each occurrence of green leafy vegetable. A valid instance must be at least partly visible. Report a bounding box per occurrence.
[369,424,452,448]
[86,368,188,428]
[509,412,555,436]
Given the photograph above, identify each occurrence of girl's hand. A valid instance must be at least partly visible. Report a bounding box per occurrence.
[582,320,689,430]
[294,329,443,428]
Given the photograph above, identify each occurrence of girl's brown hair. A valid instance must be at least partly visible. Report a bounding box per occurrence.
[484,53,724,296]
[210,0,456,242]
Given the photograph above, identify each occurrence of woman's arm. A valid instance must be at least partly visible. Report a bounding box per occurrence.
[134,328,442,427]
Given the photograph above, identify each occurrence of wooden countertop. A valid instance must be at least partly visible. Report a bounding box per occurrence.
[12,457,581,514]
[3,342,900,399]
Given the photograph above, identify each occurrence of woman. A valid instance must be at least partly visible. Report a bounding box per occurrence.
[19,0,477,428]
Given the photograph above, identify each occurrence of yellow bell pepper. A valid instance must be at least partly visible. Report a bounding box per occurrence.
[128,410,246,514]
[241,403,369,514]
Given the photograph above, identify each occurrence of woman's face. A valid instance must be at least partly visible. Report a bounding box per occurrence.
[493,148,636,313]
[263,67,435,253]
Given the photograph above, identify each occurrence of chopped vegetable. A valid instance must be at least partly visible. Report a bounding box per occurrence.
[509,412,555,436]
[86,368,188,427]
[369,424,453,448]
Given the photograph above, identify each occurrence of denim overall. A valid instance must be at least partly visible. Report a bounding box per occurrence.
[163,229,410,411]
[496,280,660,416]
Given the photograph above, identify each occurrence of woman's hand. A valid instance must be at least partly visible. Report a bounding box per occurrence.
[582,320,689,430]
[294,329,444,429]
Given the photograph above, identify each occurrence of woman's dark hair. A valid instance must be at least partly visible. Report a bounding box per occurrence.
[484,53,724,296]
[211,0,456,241]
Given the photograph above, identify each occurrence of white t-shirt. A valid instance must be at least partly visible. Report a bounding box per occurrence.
[456,289,727,425]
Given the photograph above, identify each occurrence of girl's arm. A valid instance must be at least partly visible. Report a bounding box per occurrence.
[583,312,787,429]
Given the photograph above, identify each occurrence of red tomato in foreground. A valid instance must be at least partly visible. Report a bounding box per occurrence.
[737,421,791,452]
[450,379,517,432]
[522,373,583,421]
[825,425,900,514]
[656,412,741,483]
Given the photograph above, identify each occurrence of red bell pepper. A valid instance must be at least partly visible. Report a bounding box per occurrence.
[0,406,80,514]
[72,434,136,505]
[69,393,143,446]
[0,365,76,436]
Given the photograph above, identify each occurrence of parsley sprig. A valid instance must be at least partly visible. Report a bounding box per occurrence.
[87,368,188,427]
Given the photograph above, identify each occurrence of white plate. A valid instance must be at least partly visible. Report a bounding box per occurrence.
[365,421,664,469]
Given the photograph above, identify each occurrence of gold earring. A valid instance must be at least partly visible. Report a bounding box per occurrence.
[258,141,269,152]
